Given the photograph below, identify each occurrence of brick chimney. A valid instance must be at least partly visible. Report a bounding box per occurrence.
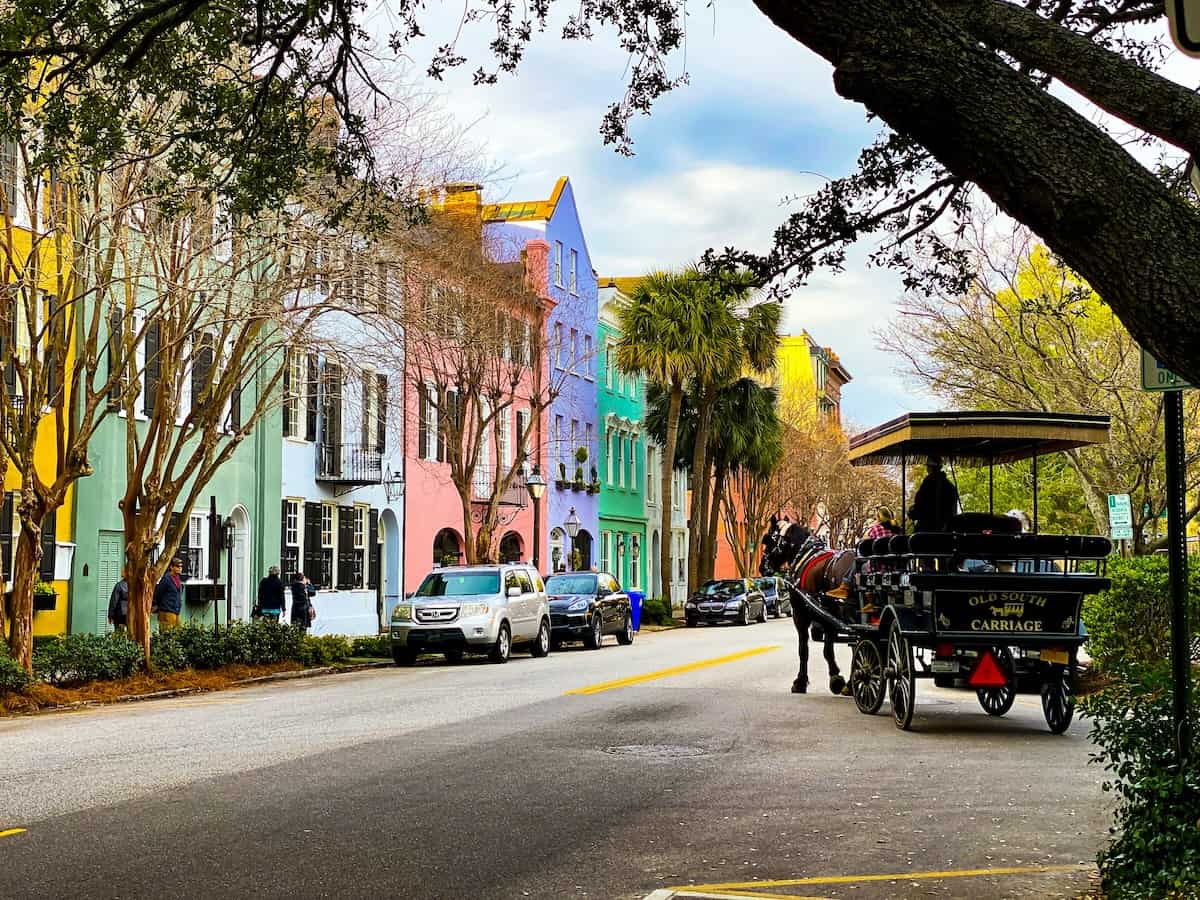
[523,239,550,298]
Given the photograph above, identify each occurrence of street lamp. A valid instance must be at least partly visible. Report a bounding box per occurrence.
[525,465,546,571]
[565,506,581,570]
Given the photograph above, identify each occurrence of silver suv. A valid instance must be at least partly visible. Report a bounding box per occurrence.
[390,564,551,665]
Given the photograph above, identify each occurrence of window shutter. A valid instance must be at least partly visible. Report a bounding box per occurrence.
[324,361,342,464]
[303,502,323,586]
[376,375,387,453]
[0,492,12,581]
[107,311,123,403]
[368,509,380,589]
[282,349,292,436]
[143,318,161,415]
[228,378,241,430]
[418,386,428,460]
[361,376,370,446]
[170,511,189,577]
[304,353,318,441]
[337,506,355,589]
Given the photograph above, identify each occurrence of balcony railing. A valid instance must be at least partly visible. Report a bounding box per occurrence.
[316,442,384,485]
[470,466,528,507]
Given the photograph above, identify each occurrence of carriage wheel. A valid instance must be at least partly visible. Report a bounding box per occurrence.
[1042,661,1076,735]
[976,646,1016,717]
[850,639,885,715]
[887,623,915,731]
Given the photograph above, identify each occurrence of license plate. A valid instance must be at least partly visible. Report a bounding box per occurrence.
[931,660,959,674]
[1042,647,1069,665]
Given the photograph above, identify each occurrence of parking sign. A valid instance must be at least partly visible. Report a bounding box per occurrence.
[1108,494,1134,541]
[1141,349,1192,392]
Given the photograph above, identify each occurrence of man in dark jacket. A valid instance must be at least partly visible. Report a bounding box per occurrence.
[152,557,184,630]
[289,572,315,630]
[908,457,959,532]
[107,570,129,631]
[256,565,286,621]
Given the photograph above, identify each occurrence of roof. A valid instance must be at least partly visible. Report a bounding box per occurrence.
[847,411,1111,467]
[482,176,569,223]
[598,276,644,296]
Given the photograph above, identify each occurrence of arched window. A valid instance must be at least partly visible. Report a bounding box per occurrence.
[433,528,463,567]
[549,528,565,572]
[499,531,523,563]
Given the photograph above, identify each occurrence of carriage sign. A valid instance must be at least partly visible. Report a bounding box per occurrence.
[1108,493,1134,541]
[1141,349,1192,392]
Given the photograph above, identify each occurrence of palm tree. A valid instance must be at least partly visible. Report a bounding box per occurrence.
[685,274,780,593]
[615,271,701,605]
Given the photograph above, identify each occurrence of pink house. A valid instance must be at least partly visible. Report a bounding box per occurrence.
[401,197,553,593]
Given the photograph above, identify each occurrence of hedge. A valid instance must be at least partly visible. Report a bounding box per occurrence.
[1081,555,1200,670]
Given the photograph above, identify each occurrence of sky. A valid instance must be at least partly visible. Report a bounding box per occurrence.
[360,0,924,431]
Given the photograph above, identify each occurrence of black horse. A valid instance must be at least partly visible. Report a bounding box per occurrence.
[760,522,846,695]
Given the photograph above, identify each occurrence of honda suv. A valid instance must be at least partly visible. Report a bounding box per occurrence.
[390,564,551,665]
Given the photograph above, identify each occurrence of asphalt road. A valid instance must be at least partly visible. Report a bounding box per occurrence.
[0,619,1108,899]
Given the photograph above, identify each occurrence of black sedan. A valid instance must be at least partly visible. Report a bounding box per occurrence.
[685,579,767,627]
[754,576,792,618]
[545,571,634,649]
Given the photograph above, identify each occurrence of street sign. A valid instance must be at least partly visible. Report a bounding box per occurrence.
[1108,493,1134,541]
[1141,348,1193,392]
[1167,0,1200,57]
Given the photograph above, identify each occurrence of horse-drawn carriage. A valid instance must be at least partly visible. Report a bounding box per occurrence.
[764,411,1113,733]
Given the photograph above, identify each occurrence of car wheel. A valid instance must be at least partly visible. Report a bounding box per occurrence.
[616,613,634,645]
[685,616,697,628]
[489,623,511,663]
[584,614,604,649]
[443,649,464,663]
[738,605,750,626]
[530,618,551,657]
[393,647,417,667]
[756,602,767,624]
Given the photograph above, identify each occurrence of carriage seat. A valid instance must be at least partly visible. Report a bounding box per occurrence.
[947,512,1022,534]
[1066,535,1113,559]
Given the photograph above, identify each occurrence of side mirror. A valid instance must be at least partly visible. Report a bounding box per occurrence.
[507,586,521,598]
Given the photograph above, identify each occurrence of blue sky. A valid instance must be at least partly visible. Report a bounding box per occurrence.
[379,0,941,429]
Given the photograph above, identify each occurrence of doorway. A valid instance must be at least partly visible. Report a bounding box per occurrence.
[575,529,593,570]
[230,506,251,621]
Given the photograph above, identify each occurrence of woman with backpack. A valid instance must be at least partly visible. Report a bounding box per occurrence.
[289,571,316,631]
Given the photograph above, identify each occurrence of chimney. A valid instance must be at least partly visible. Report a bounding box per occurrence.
[523,239,550,298]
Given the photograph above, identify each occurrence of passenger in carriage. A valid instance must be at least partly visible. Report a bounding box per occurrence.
[867,506,899,540]
[909,457,959,533]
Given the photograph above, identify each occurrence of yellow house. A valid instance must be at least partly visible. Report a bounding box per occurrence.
[770,332,851,429]
[1,136,75,637]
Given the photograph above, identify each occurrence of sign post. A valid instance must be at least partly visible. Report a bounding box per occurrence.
[1139,345,1191,762]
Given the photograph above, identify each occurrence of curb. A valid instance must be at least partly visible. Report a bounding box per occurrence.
[232,661,393,686]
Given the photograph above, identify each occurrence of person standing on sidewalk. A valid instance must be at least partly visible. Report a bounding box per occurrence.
[152,558,184,630]
[107,569,129,632]
[255,565,286,622]
[289,571,315,631]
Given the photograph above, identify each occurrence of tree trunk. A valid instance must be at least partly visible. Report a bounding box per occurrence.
[704,459,727,581]
[753,0,1200,386]
[687,383,717,594]
[125,553,155,664]
[6,524,40,673]
[660,381,683,606]
[459,486,477,565]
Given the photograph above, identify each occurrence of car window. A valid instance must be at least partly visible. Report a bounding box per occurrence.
[527,570,545,592]
[416,571,500,597]
[504,571,521,593]
[545,574,597,594]
[516,570,534,593]
[755,578,776,596]
[700,580,745,595]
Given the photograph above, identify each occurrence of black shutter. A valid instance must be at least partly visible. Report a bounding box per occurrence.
[107,311,123,403]
[376,375,387,453]
[143,318,160,415]
[39,508,57,580]
[305,353,318,441]
[170,511,189,577]
[323,362,342,475]
[280,499,289,560]
[361,376,370,446]
[228,378,241,430]
[303,502,323,586]
[0,492,12,581]
[417,385,428,460]
[437,390,449,463]
[337,506,355,589]
[191,333,213,416]
[281,349,292,436]
[368,509,380,589]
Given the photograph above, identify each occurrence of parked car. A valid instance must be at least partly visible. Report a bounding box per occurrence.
[684,579,766,627]
[544,571,634,649]
[754,576,792,618]
[390,564,551,665]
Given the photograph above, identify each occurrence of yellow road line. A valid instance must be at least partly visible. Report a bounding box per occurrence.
[677,863,1090,891]
[565,646,779,695]
[0,828,26,839]
[690,891,829,899]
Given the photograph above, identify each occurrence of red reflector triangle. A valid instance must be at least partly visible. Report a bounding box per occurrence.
[969,651,1009,688]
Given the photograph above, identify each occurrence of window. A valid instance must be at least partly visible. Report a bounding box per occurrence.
[628,436,637,494]
[569,249,577,292]
[604,340,613,389]
[583,335,593,379]
[283,350,302,438]
[646,446,657,505]
[0,139,23,226]
[516,409,529,464]
[474,398,492,497]
[285,501,299,546]
[355,506,368,588]
[606,430,614,485]
[321,504,334,547]
[521,321,532,367]
[549,528,565,572]
[617,432,625,488]
[554,415,564,473]
[585,423,594,469]
[630,537,641,589]
[516,569,534,593]
[418,383,438,461]
[600,530,611,572]
[188,513,207,581]
[569,328,577,373]
[499,407,513,469]
[554,241,563,286]
[616,365,624,396]
[554,323,565,369]
[570,419,578,468]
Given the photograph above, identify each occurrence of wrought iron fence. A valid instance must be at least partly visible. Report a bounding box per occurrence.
[317,442,383,483]
[470,465,528,507]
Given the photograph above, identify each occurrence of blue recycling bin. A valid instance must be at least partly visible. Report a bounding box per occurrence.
[627,590,645,631]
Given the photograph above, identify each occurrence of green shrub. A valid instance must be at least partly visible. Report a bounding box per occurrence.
[0,652,31,695]
[639,595,675,626]
[149,629,189,673]
[1082,556,1200,669]
[171,622,227,669]
[299,634,352,667]
[350,634,390,658]
[32,633,144,685]
[1080,663,1200,898]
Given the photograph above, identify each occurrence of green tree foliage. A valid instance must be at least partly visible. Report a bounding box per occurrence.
[952,456,1092,537]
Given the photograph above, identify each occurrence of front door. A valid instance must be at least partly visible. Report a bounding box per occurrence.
[230,509,250,620]
[97,530,124,634]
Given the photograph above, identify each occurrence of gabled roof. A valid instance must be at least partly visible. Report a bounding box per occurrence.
[482,176,569,223]
[598,276,644,297]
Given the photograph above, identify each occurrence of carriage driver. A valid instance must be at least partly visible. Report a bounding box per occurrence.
[909,456,959,532]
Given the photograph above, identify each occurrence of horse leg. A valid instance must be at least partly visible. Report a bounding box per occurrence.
[792,600,810,693]
[817,597,847,696]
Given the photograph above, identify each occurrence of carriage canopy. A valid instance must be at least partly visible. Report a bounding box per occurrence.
[847,411,1110,467]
